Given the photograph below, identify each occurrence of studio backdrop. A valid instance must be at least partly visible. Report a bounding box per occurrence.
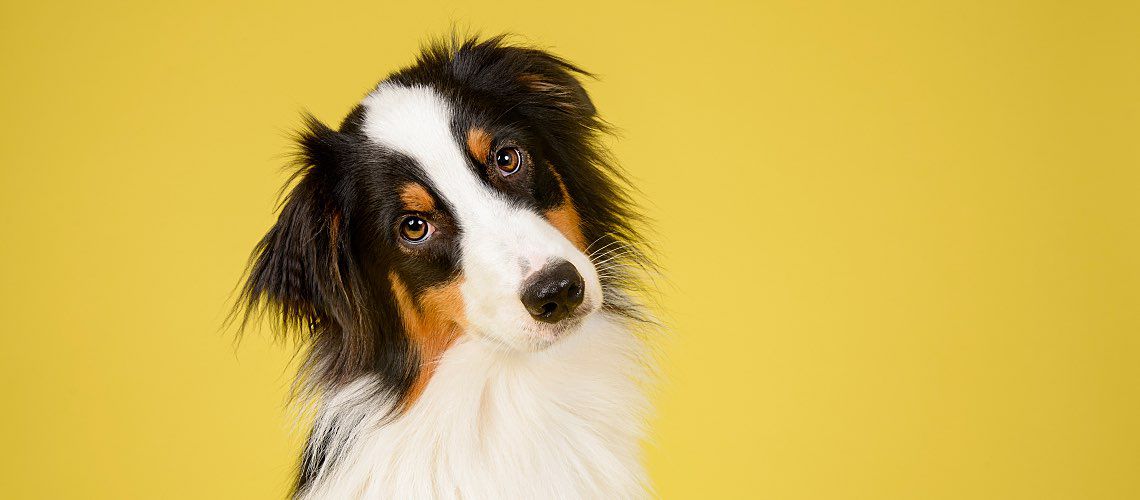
[1,1,1137,498]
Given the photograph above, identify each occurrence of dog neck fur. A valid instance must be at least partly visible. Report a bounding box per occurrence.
[298,312,650,499]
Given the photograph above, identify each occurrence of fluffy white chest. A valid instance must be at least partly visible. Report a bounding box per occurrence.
[300,313,650,499]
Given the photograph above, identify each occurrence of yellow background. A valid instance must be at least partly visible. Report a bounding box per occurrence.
[2,0,1137,498]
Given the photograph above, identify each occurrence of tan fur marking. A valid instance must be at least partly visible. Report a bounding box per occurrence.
[399,183,435,212]
[543,164,587,250]
[519,73,569,95]
[389,272,465,406]
[519,74,578,111]
[466,127,492,161]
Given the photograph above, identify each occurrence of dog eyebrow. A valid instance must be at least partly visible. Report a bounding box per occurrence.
[399,183,436,212]
[466,127,492,161]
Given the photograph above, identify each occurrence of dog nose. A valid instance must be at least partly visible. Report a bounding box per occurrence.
[520,260,585,323]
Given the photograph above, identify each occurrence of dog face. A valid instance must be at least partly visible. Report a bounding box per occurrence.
[239,37,644,404]
[360,83,603,353]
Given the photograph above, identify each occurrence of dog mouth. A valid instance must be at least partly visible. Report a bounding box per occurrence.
[529,297,600,344]
[487,298,598,352]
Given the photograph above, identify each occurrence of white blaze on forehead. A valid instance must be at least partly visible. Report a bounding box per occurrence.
[360,84,490,214]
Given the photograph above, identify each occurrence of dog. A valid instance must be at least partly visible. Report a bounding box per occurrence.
[237,36,655,498]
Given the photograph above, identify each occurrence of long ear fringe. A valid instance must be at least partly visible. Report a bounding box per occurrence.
[228,113,408,411]
[227,114,374,383]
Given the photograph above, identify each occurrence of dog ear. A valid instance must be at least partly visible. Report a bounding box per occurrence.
[239,115,363,336]
[512,48,597,118]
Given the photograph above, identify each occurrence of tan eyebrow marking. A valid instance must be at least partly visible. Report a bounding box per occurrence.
[466,127,492,161]
[399,183,435,212]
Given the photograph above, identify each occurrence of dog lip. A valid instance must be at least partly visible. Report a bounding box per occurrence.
[468,297,600,352]
[537,299,597,337]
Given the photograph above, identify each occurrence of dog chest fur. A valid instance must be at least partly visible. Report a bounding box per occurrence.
[299,313,649,499]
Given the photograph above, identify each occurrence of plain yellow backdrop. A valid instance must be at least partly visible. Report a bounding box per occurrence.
[2,0,1138,498]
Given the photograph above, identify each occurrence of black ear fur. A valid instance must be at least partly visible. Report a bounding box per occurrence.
[509,47,597,117]
[407,36,598,118]
[238,115,364,344]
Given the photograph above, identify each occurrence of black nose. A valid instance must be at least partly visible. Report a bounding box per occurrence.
[520,260,585,323]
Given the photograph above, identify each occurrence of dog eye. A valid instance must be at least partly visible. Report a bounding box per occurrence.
[494,147,522,175]
[398,216,432,243]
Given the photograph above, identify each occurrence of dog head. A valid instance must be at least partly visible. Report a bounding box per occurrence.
[238,37,645,405]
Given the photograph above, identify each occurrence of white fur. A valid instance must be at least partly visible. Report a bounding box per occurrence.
[299,312,650,499]
[294,85,649,498]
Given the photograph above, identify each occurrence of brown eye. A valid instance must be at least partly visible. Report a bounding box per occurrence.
[494,146,522,175]
[399,216,431,243]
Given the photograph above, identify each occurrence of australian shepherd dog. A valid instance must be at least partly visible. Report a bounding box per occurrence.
[237,35,656,498]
